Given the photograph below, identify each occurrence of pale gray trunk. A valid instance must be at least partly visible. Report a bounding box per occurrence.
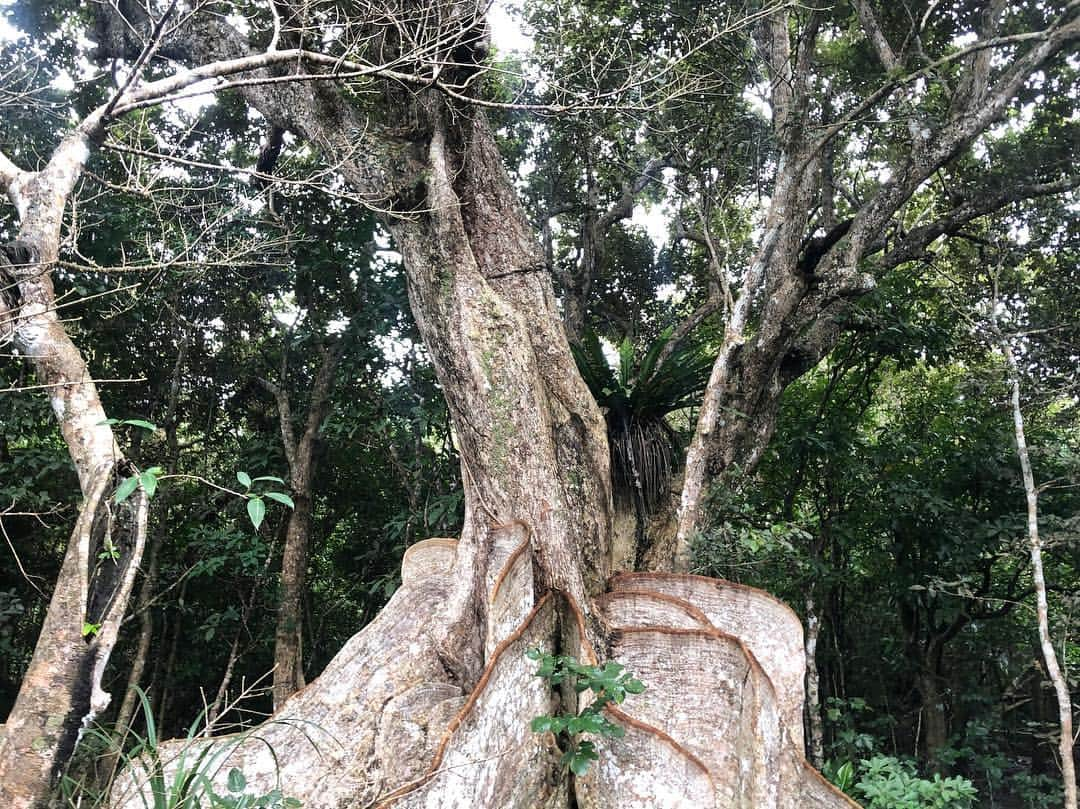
[999,330,1077,809]
[206,627,242,730]
[0,120,151,809]
[805,594,825,768]
[110,341,186,768]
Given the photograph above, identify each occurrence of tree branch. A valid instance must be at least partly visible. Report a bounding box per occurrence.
[877,175,1080,269]
[854,0,901,73]
[260,376,299,478]
[596,155,670,232]
[0,149,26,200]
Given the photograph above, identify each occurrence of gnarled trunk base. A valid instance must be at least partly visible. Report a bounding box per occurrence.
[113,527,855,808]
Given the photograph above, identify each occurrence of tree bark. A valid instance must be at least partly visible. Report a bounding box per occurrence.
[264,343,342,709]
[916,670,948,763]
[0,120,151,808]
[804,593,825,768]
[999,329,1077,809]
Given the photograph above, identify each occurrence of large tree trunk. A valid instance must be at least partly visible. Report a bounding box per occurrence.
[109,88,853,809]
[114,538,856,808]
[67,1,1078,804]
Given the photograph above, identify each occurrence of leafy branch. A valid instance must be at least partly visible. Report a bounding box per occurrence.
[527,649,645,775]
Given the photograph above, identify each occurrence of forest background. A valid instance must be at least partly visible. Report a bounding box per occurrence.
[0,0,1077,807]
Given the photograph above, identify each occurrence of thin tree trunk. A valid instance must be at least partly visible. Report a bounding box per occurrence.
[0,118,152,809]
[104,526,161,773]
[805,593,825,768]
[264,344,342,709]
[155,576,188,736]
[273,493,312,707]
[206,626,242,730]
[1000,333,1077,809]
[108,337,187,770]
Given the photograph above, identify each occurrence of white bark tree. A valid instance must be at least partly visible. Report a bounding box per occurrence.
[990,279,1076,809]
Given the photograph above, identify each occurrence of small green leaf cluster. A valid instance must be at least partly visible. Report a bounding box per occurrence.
[211,768,302,809]
[115,466,164,504]
[526,649,645,776]
[828,755,978,809]
[80,621,102,638]
[235,471,294,531]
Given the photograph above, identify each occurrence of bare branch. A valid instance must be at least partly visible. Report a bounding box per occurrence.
[597,156,670,232]
[877,175,1080,269]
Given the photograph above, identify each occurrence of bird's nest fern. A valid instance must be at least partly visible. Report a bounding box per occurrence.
[571,329,713,513]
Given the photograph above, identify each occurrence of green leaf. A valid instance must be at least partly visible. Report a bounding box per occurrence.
[115,475,140,503]
[623,678,646,694]
[124,419,158,432]
[236,471,252,489]
[568,713,606,735]
[530,716,554,733]
[618,337,634,388]
[263,491,295,509]
[247,497,266,530]
[97,418,121,426]
[227,768,247,794]
[139,471,158,498]
[251,475,286,484]
[566,742,599,776]
[81,621,101,638]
